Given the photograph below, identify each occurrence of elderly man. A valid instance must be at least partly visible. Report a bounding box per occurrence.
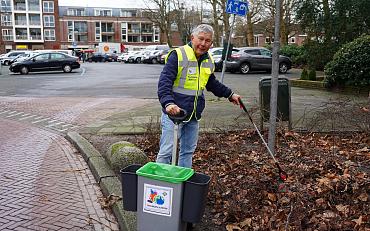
[157,24,241,168]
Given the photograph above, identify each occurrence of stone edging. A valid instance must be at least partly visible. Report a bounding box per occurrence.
[66,131,136,231]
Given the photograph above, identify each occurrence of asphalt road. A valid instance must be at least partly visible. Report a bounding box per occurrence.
[0,62,298,99]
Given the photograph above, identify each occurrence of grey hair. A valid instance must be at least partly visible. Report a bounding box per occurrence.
[191,24,214,37]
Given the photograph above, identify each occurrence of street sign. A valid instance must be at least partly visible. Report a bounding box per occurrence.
[226,0,249,16]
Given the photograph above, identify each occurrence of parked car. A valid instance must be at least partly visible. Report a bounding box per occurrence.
[142,50,163,64]
[9,52,80,74]
[128,51,145,63]
[0,51,30,65]
[103,53,118,62]
[159,50,170,64]
[226,47,292,74]
[209,47,240,72]
[87,53,105,62]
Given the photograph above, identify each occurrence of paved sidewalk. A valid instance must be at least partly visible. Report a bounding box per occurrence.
[0,117,119,230]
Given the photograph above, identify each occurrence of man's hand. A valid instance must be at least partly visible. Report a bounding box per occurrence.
[229,93,241,105]
[166,104,181,115]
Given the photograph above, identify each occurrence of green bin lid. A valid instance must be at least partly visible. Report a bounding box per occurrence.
[136,162,194,184]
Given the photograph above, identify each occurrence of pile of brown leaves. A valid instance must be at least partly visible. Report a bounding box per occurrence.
[137,130,369,230]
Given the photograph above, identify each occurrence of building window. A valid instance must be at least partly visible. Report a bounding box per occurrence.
[73,21,87,42]
[67,8,85,16]
[128,23,140,34]
[94,9,112,17]
[15,28,28,40]
[44,29,55,41]
[43,15,54,27]
[101,22,113,33]
[265,37,271,44]
[95,22,101,42]
[14,14,27,26]
[0,0,11,12]
[68,21,73,41]
[141,35,153,42]
[141,23,153,34]
[0,13,11,26]
[289,36,296,44]
[254,35,259,46]
[120,9,136,17]
[30,28,41,40]
[28,0,40,11]
[154,26,159,42]
[128,35,139,42]
[29,14,40,26]
[43,1,54,13]
[1,29,13,40]
[102,35,114,42]
[121,22,127,42]
[14,0,26,11]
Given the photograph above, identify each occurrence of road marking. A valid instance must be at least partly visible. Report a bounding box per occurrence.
[81,68,86,76]
[18,114,37,120]
[32,118,49,124]
[19,113,30,117]
[46,121,64,128]
[6,112,24,118]
[0,110,11,115]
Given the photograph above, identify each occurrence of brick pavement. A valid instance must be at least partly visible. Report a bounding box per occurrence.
[0,119,119,230]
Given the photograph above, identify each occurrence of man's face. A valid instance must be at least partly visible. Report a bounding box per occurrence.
[191,32,213,58]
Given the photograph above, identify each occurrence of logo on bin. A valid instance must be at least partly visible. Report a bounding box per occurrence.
[143,184,173,216]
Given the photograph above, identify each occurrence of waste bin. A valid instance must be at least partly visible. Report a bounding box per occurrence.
[182,172,211,223]
[136,162,194,231]
[259,77,291,129]
[120,164,142,211]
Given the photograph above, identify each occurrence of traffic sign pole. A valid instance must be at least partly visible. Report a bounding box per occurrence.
[220,14,236,84]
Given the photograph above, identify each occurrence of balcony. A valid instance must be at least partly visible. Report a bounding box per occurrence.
[0,21,12,26]
[128,29,140,34]
[15,34,28,40]
[29,20,41,26]
[14,4,26,11]
[2,35,13,41]
[28,5,40,11]
[30,35,42,40]
[141,29,153,34]
[15,20,27,26]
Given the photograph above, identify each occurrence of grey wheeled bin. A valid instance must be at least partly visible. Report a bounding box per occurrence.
[136,162,194,231]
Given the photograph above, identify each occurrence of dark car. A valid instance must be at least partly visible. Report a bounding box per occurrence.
[87,53,105,62]
[210,47,240,72]
[103,53,118,62]
[226,47,292,74]
[9,52,80,74]
[142,50,168,64]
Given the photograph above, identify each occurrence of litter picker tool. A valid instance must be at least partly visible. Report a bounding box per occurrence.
[239,99,288,181]
[168,109,187,166]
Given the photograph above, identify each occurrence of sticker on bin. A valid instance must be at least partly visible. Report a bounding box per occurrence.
[143,183,173,216]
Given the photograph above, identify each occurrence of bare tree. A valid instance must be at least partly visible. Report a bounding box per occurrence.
[142,0,173,47]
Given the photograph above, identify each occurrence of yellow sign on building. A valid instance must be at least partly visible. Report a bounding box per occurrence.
[16,45,28,50]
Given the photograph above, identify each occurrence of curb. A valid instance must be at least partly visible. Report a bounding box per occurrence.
[66,131,136,231]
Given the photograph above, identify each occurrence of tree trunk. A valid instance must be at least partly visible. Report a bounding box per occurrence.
[322,0,331,43]
[247,12,254,46]
[212,0,220,46]
[280,0,288,45]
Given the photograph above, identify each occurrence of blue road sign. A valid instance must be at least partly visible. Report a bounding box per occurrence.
[226,0,249,16]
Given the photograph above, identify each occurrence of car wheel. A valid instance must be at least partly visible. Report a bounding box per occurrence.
[279,62,288,74]
[151,58,158,64]
[240,62,250,74]
[4,60,9,66]
[63,64,72,73]
[20,66,29,75]
[136,58,141,63]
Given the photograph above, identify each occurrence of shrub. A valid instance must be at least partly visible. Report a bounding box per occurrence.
[280,44,307,67]
[303,41,337,71]
[324,35,370,88]
[308,69,317,81]
[301,68,308,80]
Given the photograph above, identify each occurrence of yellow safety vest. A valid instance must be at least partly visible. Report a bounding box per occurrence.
[165,44,216,121]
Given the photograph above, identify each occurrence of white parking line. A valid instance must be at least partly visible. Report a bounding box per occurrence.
[6,112,24,118]
[19,114,37,120]
[0,110,10,115]
[31,118,49,124]
[80,68,86,76]
[46,121,64,128]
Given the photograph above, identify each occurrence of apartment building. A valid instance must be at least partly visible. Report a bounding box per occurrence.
[58,5,164,51]
[0,0,59,53]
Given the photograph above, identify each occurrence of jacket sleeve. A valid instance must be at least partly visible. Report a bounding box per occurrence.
[157,51,178,109]
[205,73,233,98]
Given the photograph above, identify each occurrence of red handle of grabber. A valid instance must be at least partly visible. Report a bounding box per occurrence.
[239,98,288,181]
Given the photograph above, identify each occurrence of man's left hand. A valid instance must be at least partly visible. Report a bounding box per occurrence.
[229,93,241,105]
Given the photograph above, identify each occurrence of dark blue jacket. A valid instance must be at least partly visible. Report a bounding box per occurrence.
[158,44,233,120]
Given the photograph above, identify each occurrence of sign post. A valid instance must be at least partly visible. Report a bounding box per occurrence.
[220,0,249,84]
